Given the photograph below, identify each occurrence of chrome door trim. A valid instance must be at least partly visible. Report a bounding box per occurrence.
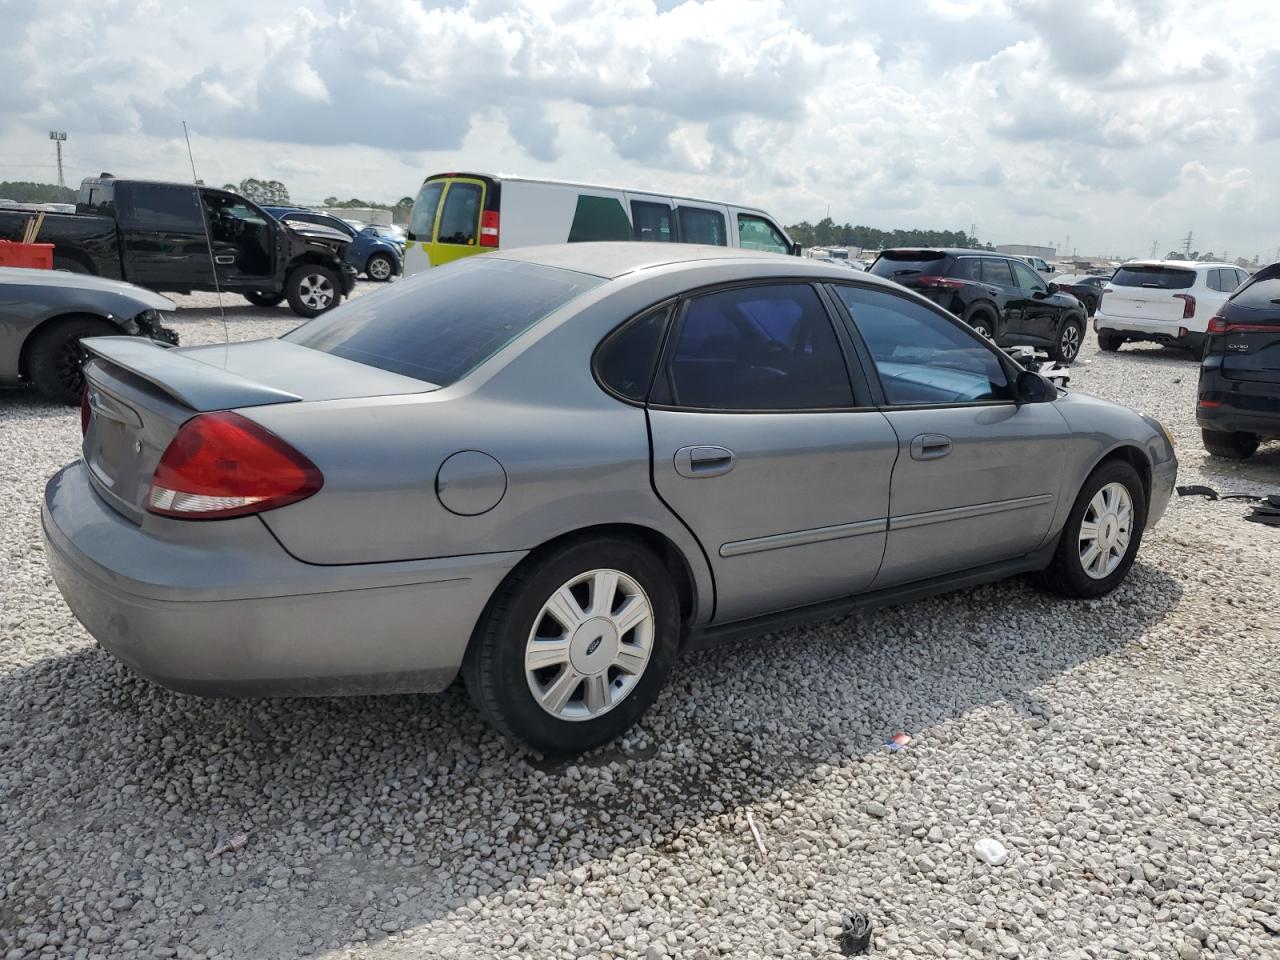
[890,493,1054,531]
[720,517,888,558]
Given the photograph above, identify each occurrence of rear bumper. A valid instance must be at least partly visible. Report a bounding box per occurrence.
[1094,311,1202,345]
[42,461,525,697]
[1196,362,1280,438]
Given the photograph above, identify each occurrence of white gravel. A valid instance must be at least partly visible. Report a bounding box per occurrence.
[2,288,1279,960]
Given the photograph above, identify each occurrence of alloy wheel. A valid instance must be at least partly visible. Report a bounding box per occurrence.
[368,257,392,280]
[54,337,85,393]
[524,568,654,722]
[1060,324,1081,360]
[299,274,334,310]
[1078,481,1133,579]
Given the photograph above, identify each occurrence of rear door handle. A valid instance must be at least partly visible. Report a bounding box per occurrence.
[910,434,952,461]
[674,445,735,478]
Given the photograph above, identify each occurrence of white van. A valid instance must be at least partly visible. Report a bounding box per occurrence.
[402,172,798,275]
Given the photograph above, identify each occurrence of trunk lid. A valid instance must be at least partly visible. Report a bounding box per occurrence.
[1103,264,1196,323]
[80,337,432,523]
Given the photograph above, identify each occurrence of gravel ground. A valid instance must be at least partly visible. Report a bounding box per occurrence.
[2,286,1278,960]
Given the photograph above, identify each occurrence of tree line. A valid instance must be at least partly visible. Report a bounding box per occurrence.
[786,217,989,252]
[0,181,77,204]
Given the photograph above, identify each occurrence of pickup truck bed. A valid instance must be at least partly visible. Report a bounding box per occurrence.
[0,211,120,277]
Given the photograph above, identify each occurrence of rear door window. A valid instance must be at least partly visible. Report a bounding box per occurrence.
[981,258,1016,286]
[438,183,482,246]
[737,214,790,254]
[834,285,1012,405]
[285,259,602,386]
[950,258,981,281]
[568,195,632,243]
[1231,273,1280,310]
[660,284,854,410]
[869,252,947,280]
[123,183,203,232]
[1110,265,1195,289]
[631,201,674,242]
[408,181,444,241]
[675,207,727,246]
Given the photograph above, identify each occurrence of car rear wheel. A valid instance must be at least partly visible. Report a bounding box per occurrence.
[463,537,680,755]
[285,265,341,318]
[366,253,394,282]
[963,307,996,340]
[1051,317,1084,364]
[1084,295,1098,316]
[1201,429,1259,460]
[1039,460,1146,599]
[52,255,90,274]
[244,291,285,308]
[27,315,115,404]
[1097,331,1123,352]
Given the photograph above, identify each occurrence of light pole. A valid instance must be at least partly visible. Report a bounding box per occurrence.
[49,131,67,188]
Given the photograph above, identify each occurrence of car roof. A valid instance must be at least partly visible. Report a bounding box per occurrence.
[878,248,1015,259]
[486,242,900,283]
[1120,259,1240,270]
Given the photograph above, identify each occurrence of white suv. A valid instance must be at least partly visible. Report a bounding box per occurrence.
[1094,261,1250,354]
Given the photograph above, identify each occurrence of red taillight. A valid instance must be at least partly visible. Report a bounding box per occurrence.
[916,275,967,290]
[1198,400,1223,408]
[1173,293,1196,319]
[80,385,91,436]
[479,210,499,248]
[1208,315,1279,334]
[147,412,322,520]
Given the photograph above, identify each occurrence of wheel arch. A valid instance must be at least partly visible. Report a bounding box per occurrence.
[18,311,118,380]
[1090,443,1152,507]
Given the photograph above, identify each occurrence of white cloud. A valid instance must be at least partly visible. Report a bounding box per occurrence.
[0,0,1278,259]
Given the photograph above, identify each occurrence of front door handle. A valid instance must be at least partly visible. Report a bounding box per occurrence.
[674,445,735,478]
[214,255,236,265]
[910,434,952,461]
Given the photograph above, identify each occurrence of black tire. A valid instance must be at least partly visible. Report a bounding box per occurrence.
[52,255,90,274]
[1039,460,1147,599]
[1097,331,1123,352]
[365,253,395,282]
[244,290,285,308]
[1050,316,1084,364]
[462,537,681,755]
[285,265,341,318]
[963,306,996,340]
[1084,295,1098,317]
[1201,429,1259,460]
[27,316,115,404]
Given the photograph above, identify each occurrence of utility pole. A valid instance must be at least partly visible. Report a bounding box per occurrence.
[1151,240,1159,258]
[49,131,67,187]
[1183,231,1193,258]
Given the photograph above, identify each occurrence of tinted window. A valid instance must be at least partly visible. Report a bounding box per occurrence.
[408,181,444,241]
[1111,265,1195,289]
[595,306,672,402]
[1231,271,1280,310]
[981,258,1016,286]
[665,284,853,410]
[438,183,481,245]
[737,215,790,254]
[77,180,115,215]
[676,207,727,246]
[870,252,947,280]
[568,195,632,243]
[834,286,1012,405]
[950,258,981,281]
[126,184,203,232]
[631,201,673,242]
[1011,260,1046,291]
[285,259,602,386]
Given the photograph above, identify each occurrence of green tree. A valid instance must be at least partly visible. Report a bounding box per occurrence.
[237,177,291,204]
[0,180,76,204]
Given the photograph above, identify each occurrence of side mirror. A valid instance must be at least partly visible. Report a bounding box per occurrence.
[1046,282,1059,294]
[1016,369,1057,403]
[790,241,803,257]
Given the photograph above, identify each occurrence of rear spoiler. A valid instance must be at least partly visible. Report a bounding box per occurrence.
[82,337,302,411]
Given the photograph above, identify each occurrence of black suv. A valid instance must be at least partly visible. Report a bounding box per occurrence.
[1196,262,1280,460]
[870,249,1088,363]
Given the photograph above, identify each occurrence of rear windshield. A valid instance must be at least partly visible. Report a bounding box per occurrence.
[284,259,603,386]
[870,252,948,280]
[1231,279,1280,312]
[1110,265,1195,290]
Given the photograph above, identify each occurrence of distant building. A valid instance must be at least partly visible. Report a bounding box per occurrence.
[318,206,393,226]
[996,243,1057,259]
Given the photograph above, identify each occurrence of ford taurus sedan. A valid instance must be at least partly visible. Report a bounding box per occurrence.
[44,244,1178,754]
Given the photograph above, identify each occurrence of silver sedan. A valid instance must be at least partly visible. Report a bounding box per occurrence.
[43,243,1178,754]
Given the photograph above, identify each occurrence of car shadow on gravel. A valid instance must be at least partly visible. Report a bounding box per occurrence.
[0,560,1183,957]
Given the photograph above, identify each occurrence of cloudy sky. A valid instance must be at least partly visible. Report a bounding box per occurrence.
[2,0,1277,259]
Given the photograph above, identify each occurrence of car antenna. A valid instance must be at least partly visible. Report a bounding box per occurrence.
[182,120,229,355]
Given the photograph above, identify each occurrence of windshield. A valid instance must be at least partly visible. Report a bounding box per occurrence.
[1111,265,1195,290]
[284,258,603,386]
[870,252,947,279]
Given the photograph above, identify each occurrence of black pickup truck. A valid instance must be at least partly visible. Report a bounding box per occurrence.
[0,177,355,318]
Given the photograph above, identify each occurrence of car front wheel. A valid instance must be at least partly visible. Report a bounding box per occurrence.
[463,537,680,755]
[285,265,341,318]
[366,253,395,282]
[1039,460,1147,599]
[244,290,285,308]
[27,315,115,404]
[1051,317,1084,364]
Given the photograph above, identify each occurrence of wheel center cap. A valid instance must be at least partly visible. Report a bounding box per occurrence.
[570,618,619,675]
